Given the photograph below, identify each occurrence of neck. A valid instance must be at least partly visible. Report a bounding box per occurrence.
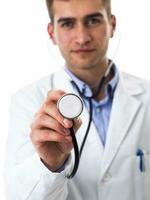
[91,68,114,101]
[67,59,110,86]
[67,59,114,100]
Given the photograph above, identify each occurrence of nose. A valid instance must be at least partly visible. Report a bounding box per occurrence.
[75,24,92,46]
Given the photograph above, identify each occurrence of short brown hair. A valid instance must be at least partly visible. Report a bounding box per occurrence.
[46,0,111,23]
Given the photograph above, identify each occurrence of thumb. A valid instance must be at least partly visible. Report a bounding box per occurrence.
[73,117,82,133]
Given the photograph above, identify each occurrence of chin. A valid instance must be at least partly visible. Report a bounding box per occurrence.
[72,63,95,70]
[66,53,101,70]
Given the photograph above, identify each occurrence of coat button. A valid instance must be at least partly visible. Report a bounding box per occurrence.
[102,173,112,182]
[96,107,101,113]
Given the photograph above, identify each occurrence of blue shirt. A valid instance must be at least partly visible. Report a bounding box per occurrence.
[64,64,119,146]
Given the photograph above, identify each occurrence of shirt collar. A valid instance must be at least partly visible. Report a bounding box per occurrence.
[64,66,86,95]
[64,63,119,99]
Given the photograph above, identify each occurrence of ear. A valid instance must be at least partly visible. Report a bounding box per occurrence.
[110,15,116,38]
[47,23,57,45]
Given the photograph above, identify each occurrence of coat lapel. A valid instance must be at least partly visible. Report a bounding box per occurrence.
[100,72,143,179]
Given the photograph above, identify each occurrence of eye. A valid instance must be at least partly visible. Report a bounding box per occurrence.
[86,18,102,26]
[61,21,74,29]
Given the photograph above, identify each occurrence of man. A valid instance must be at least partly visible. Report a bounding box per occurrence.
[4,0,150,199]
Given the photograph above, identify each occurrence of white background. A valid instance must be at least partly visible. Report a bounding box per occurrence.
[0,0,150,199]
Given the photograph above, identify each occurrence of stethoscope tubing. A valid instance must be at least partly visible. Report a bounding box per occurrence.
[67,73,107,178]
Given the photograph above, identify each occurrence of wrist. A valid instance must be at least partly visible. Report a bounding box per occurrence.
[40,154,70,172]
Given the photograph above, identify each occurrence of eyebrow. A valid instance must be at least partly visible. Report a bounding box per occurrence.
[57,17,75,24]
[86,12,104,20]
[57,12,104,24]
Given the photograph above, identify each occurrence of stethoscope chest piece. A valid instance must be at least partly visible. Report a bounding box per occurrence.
[57,93,83,119]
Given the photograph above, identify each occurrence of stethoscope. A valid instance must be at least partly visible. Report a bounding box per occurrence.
[53,29,121,178]
[57,61,114,179]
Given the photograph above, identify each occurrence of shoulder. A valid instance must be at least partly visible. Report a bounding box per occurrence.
[120,71,150,88]
[120,71,150,100]
[10,72,60,116]
[13,74,53,103]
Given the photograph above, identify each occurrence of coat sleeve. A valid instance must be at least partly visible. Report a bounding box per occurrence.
[4,81,73,200]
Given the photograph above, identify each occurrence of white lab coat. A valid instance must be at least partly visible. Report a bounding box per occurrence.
[4,69,150,200]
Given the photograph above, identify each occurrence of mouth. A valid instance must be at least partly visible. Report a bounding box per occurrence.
[72,49,96,53]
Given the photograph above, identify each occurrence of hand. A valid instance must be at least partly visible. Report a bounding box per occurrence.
[30,90,82,171]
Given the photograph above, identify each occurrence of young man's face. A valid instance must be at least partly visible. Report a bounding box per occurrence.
[48,0,116,73]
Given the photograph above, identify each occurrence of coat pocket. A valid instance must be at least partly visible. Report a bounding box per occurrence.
[134,150,150,200]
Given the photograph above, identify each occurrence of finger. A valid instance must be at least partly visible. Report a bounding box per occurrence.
[38,89,66,117]
[30,129,72,144]
[31,114,69,136]
[46,90,74,128]
[73,117,82,133]
[43,101,73,128]
[47,90,66,103]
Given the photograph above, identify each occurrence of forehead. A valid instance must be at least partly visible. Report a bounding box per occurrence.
[52,0,107,20]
